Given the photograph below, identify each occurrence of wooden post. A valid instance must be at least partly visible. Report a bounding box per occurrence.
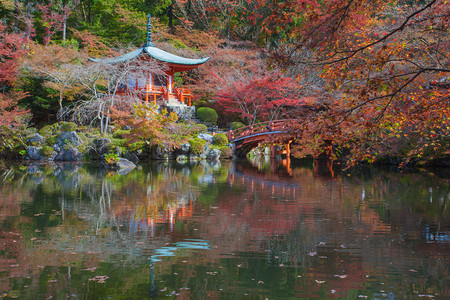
[145,83,150,102]
[270,144,276,159]
[188,97,191,107]
[286,141,291,157]
[227,129,233,141]
[153,94,156,104]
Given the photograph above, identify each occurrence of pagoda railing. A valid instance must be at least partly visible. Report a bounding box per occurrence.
[117,85,193,106]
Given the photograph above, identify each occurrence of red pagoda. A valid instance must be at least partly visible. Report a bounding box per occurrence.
[90,14,210,107]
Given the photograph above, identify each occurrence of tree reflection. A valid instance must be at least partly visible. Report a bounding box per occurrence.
[0,160,448,299]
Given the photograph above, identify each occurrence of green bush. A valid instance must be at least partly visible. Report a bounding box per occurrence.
[104,152,120,166]
[39,146,54,158]
[189,138,205,155]
[113,130,130,139]
[219,146,233,159]
[39,125,54,137]
[230,122,246,130]
[213,133,228,146]
[60,122,78,132]
[46,136,57,146]
[189,124,208,135]
[196,107,218,124]
[128,141,146,152]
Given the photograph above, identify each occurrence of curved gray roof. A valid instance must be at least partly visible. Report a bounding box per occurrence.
[90,46,210,66]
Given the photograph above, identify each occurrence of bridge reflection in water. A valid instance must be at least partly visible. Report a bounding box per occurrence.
[0,160,447,299]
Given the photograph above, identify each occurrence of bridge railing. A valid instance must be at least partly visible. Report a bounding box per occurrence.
[227,119,293,141]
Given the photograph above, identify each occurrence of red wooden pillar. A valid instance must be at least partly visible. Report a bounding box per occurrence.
[270,144,276,159]
[286,141,291,157]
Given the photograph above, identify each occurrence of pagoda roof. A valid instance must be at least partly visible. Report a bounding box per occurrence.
[90,45,210,67]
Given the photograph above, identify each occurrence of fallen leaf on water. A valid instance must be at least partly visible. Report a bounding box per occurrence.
[315,280,326,284]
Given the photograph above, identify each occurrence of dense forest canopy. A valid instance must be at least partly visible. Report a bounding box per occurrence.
[0,0,448,165]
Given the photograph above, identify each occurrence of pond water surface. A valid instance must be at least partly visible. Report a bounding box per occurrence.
[0,158,448,299]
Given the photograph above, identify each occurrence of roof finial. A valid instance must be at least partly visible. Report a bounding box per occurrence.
[145,14,155,47]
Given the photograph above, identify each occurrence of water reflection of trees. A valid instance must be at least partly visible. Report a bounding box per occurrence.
[0,160,448,298]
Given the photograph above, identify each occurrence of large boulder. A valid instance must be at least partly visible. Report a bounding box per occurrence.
[125,152,140,164]
[27,133,45,146]
[176,155,187,163]
[26,146,43,160]
[55,147,83,161]
[153,144,172,160]
[56,131,83,148]
[199,144,211,159]
[208,148,221,161]
[116,158,136,170]
[180,143,191,154]
[198,133,214,144]
[91,138,112,156]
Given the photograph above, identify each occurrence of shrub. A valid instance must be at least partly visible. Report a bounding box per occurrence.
[46,136,57,146]
[219,146,233,159]
[189,124,208,135]
[60,122,78,132]
[230,122,245,130]
[113,129,130,139]
[104,152,120,166]
[128,141,146,152]
[196,107,218,124]
[189,138,205,155]
[213,133,228,146]
[39,146,54,158]
[39,125,54,137]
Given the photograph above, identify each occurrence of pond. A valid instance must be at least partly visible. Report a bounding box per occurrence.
[0,158,448,299]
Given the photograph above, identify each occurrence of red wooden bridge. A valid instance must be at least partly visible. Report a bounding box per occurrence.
[227,119,297,156]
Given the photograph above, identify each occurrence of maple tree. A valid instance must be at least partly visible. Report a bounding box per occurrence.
[217,73,302,125]
[0,22,29,128]
[261,0,450,165]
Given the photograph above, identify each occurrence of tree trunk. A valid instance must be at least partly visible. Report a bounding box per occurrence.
[168,0,174,32]
[62,10,67,41]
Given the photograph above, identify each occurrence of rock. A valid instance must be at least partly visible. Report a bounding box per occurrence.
[91,138,112,155]
[199,144,211,159]
[180,143,191,154]
[47,150,57,161]
[56,131,83,148]
[27,133,45,145]
[189,155,199,162]
[154,144,172,160]
[116,158,136,170]
[113,146,123,157]
[62,147,83,161]
[198,133,214,143]
[26,146,43,160]
[125,152,140,164]
[208,148,221,161]
[52,144,61,153]
[176,155,187,163]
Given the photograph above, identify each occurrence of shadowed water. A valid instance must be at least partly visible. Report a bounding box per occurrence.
[0,159,448,299]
